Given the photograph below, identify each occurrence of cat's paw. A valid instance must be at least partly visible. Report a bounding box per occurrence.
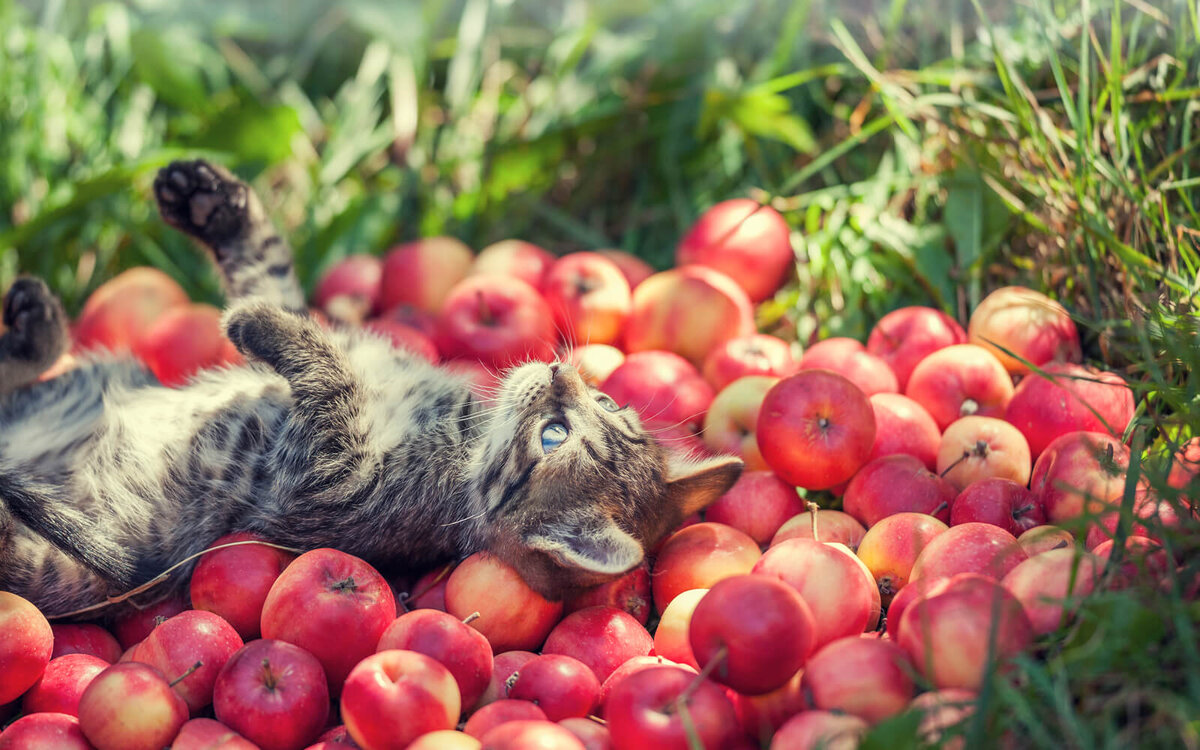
[222,301,306,369]
[154,160,249,250]
[2,277,68,364]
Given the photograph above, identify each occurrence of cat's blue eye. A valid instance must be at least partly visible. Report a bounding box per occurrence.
[596,393,620,412]
[541,422,569,453]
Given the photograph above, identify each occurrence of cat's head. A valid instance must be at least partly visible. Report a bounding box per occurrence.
[470,360,742,600]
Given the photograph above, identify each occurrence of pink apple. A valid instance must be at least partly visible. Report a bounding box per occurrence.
[566,344,625,387]
[341,650,461,750]
[172,718,258,750]
[189,532,296,641]
[867,306,968,390]
[78,662,189,750]
[380,237,475,314]
[134,303,242,386]
[0,591,53,705]
[51,624,122,664]
[650,522,762,611]
[1029,431,1131,524]
[909,522,1029,583]
[652,589,708,670]
[624,266,755,366]
[111,595,187,649]
[409,729,483,750]
[464,699,548,738]
[436,275,556,368]
[799,337,899,396]
[1006,362,1135,459]
[936,416,1032,491]
[950,478,1044,536]
[596,249,655,290]
[313,254,383,322]
[728,667,806,745]
[508,654,601,720]
[542,252,632,347]
[867,392,942,470]
[770,509,867,550]
[472,240,556,289]
[541,606,653,683]
[1167,437,1200,495]
[557,717,613,750]
[597,656,696,716]
[604,666,741,750]
[601,350,714,434]
[377,608,494,711]
[73,266,190,354]
[702,334,799,391]
[909,689,977,750]
[474,651,537,711]
[478,720,587,750]
[562,562,651,625]
[968,286,1081,374]
[1017,525,1076,557]
[769,710,868,750]
[363,319,440,362]
[675,198,793,303]
[212,639,329,750]
[702,375,779,470]
[842,454,956,527]
[757,370,877,490]
[399,562,455,613]
[1001,547,1100,635]
[0,713,94,750]
[706,470,805,546]
[801,636,916,723]
[1092,536,1170,590]
[21,653,108,717]
[905,344,1014,430]
[444,551,565,653]
[856,512,950,605]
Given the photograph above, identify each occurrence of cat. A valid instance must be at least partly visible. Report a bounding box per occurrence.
[0,160,742,618]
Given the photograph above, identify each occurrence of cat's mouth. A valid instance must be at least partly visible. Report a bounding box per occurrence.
[497,361,553,411]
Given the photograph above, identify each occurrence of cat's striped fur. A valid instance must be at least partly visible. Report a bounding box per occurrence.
[0,160,742,616]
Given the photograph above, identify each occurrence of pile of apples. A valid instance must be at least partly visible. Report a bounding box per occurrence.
[4,198,1199,750]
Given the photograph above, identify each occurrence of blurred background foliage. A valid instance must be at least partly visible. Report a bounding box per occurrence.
[2,0,1200,745]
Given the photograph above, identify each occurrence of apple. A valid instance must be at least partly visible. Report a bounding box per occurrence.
[800,636,916,723]
[757,370,877,490]
[652,589,708,670]
[51,624,122,664]
[562,562,651,625]
[172,718,258,750]
[557,717,613,750]
[1017,525,1075,556]
[867,392,942,470]
[1084,491,1186,550]
[706,470,805,547]
[968,286,1081,374]
[604,666,741,750]
[566,344,625,387]
[909,522,1029,583]
[885,577,944,642]
[77,662,189,750]
[675,198,793,303]
[212,639,329,750]
[601,350,714,434]
[409,729,483,750]
[908,689,977,750]
[1029,431,1131,524]
[0,591,53,704]
[313,254,383,322]
[597,656,696,716]
[542,252,632,347]
[542,606,653,683]
[21,653,109,717]
[855,512,950,604]
[445,551,564,653]
[472,239,556,289]
[702,334,799,392]
[399,563,455,613]
[380,237,475,314]
[728,667,806,745]
[650,522,762,611]
[377,608,494,711]
[436,275,556,369]
[474,651,537,711]
[189,532,295,641]
[375,302,440,340]
[73,266,190,354]
[688,574,815,695]
[898,573,1034,691]
[0,713,94,750]
[905,344,1014,430]
[702,376,780,470]
[1167,437,1200,495]
[770,509,866,550]
[798,337,899,396]
[1001,547,1101,635]
[936,416,1032,491]
[866,306,968,390]
[464,699,548,738]
[260,548,397,693]
[363,319,440,362]
[769,710,868,750]
[111,594,188,650]
[508,654,601,720]
[307,724,360,747]
[624,266,755,367]
[843,454,957,527]
[951,478,1044,536]
[135,303,241,386]
[1092,536,1170,590]
[1005,362,1135,458]
[596,249,655,290]
[478,720,588,750]
[341,650,461,750]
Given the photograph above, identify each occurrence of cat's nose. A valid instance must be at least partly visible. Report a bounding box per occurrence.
[549,363,561,378]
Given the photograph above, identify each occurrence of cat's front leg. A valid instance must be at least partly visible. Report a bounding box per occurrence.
[0,277,69,395]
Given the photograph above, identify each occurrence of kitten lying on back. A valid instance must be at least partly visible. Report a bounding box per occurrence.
[0,160,741,616]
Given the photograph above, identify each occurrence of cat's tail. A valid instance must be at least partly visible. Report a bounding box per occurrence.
[0,472,137,589]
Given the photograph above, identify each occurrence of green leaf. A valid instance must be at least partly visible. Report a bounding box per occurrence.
[186,101,303,168]
[129,29,211,113]
[699,87,817,154]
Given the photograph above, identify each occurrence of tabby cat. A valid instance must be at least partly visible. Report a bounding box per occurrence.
[0,160,741,617]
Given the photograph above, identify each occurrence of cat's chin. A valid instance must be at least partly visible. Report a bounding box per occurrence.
[492,544,638,602]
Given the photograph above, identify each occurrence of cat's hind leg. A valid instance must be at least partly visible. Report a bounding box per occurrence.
[154,160,305,312]
[0,277,69,396]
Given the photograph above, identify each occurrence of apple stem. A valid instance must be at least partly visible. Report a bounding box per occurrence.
[931,500,949,517]
[462,611,481,625]
[940,451,971,478]
[332,576,358,592]
[1013,503,1036,518]
[673,643,728,710]
[401,563,456,612]
[806,501,821,543]
[972,440,990,458]
[585,715,607,726]
[169,660,203,687]
[476,290,492,325]
[261,658,278,691]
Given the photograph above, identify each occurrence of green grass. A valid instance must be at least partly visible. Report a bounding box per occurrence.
[2,0,1199,746]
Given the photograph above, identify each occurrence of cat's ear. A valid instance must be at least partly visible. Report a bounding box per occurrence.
[526,521,644,575]
[666,454,744,518]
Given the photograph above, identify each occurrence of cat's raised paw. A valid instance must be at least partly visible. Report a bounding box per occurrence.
[2,277,68,363]
[154,160,250,250]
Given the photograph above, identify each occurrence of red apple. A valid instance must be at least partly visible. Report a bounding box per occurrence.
[604,666,741,750]
[601,350,714,434]
[905,344,1014,430]
[51,624,122,664]
[652,589,708,671]
[73,267,190,354]
[702,334,799,391]
[867,306,968,390]
[706,470,805,547]
[898,573,1034,690]
[363,319,440,362]
[910,522,1028,583]
[1001,547,1100,635]
[0,713,93,750]
[21,653,109,717]
[134,303,242,386]
[566,344,625,387]
[909,689,977,750]
[856,512,950,605]
[341,650,461,750]
[936,416,1032,491]
[260,548,397,693]
[624,266,755,367]
[1167,437,1200,495]
[1029,431,1131,524]
[212,639,329,750]
[769,710,868,750]
[842,454,956,527]
[770,509,866,550]
[542,606,653,683]
[308,724,360,747]
[478,720,587,750]
[1005,362,1135,458]
[728,667,806,744]
[799,337,899,396]
[377,608,494,711]
[542,252,632,347]
[650,522,762,611]
[1017,525,1076,557]
[444,551,564,653]
[596,250,655,291]
[464,699,548,738]
[172,718,258,750]
[675,198,793,303]
[1093,536,1170,590]
[0,591,53,704]
[111,594,187,649]
[508,654,601,720]
[597,656,696,716]
[557,717,612,750]
[313,254,383,322]
[380,237,474,314]
[398,563,454,613]
[702,376,779,470]
[474,651,537,711]
[968,286,1081,374]
[757,370,877,490]
[472,240,556,289]
[190,532,296,641]
[436,275,556,368]
[409,729,483,750]
[562,562,651,625]
[951,478,1044,536]
[801,636,916,723]
[867,392,942,470]
[77,662,189,750]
